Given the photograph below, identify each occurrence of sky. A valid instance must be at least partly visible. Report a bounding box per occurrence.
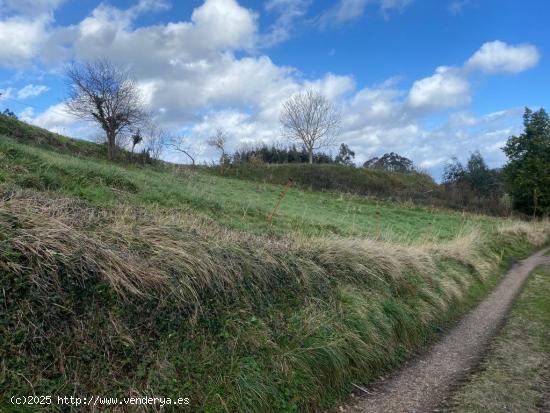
[0,0,549,178]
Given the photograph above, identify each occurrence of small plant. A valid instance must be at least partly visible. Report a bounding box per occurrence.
[130,129,143,157]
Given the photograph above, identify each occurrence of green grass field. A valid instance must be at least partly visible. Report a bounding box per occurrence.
[0,135,499,241]
[1,116,549,412]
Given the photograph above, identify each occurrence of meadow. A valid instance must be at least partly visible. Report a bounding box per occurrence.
[1,116,549,412]
[0,135,497,241]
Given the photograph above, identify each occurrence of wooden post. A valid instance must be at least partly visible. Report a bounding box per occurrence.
[267,178,293,225]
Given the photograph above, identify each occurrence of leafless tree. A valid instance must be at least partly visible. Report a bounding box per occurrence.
[207,128,228,164]
[142,121,167,161]
[167,135,196,166]
[65,60,147,160]
[280,90,341,164]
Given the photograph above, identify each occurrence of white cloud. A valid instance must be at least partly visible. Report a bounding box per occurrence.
[22,102,96,140]
[28,103,74,130]
[408,66,471,110]
[18,106,34,120]
[448,0,473,15]
[43,0,258,68]
[132,0,171,14]
[0,87,15,100]
[420,157,447,168]
[406,41,540,113]
[466,40,540,74]
[319,0,412,26]
[0,0,65,16]
[0,0,65,68]
[190,0,257,51]
[262,0,311,46]
[17,84,50,99]
[0,15,50,67]
[304,73,356,100]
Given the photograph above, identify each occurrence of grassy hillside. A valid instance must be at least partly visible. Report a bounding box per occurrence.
[1,116,549,412]
[212,162,437,202]
[0,135,497,241]
[0,113,105,159]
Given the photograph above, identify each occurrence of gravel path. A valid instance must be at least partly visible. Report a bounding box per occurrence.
[341,248,550,413]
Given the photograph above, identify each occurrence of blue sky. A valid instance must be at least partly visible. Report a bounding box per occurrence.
[0,0,548,178]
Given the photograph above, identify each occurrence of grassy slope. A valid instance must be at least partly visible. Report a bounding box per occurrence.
[1,117,550,412]
[210,162,437,201]
[0,136,496,241]
[447,265,550,412]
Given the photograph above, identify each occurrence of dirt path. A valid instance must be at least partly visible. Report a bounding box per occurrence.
[341,248,550,413]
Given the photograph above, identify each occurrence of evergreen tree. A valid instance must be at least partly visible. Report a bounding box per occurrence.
[503,107,550,215]
[363,152,414,172]
[335,143,355,166]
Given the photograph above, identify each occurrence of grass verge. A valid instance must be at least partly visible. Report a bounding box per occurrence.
[0,190,548,412]
[446,265,550,413]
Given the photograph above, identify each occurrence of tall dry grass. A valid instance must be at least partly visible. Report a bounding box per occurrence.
[1,189,549,412]
[3,189,549,316]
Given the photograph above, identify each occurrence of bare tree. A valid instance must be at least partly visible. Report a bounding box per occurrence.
[167,135,196,166]
[142,121,167,161]
[65,60,147,160]
[207,128,228,164]
[280,90,341,164]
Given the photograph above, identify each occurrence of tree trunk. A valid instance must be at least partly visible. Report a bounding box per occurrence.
[308,150,313,164]
[106,130,116,160]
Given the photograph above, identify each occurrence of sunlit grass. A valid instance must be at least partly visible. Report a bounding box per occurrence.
[0,136,498,242]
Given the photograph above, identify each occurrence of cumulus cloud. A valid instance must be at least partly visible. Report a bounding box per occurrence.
[0,15,50,67]
[466,40,540,74]
[43,0,258,65]
[0,0,66,67]
[17,84,50,99]
[408,66,471,110]
[406,41,539,113]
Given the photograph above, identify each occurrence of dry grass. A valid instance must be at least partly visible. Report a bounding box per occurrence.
[447,265,550,413]
[2,189,548,322]
[496,219,550,245]
[1,189,549,412]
